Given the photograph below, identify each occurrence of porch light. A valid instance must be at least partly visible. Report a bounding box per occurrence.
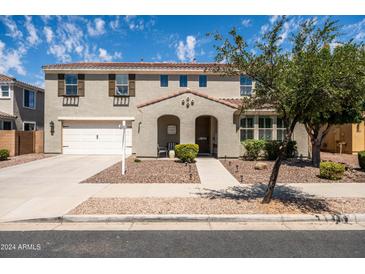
[191,100,194,106]
[49,121,55,136]
[181,99,185,106]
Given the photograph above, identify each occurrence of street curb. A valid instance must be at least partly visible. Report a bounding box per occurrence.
[57,213,365,223]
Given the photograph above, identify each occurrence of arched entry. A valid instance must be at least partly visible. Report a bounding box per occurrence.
[195,115,218,156]
[157,115,180,153]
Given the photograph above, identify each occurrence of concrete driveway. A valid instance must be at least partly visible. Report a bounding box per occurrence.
[0,155,121,222]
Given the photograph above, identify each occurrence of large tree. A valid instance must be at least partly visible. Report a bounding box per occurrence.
[213,17,365,202]
[293,26,365,166]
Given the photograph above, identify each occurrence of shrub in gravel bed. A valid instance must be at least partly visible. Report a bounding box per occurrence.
[358,151,365,170]
[0,149,9,161]
[320,161,345,180]
[175,144,199,163]
[242,139,266,160]
[265,140,297,160]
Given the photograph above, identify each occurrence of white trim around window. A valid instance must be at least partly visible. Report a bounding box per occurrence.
[0,84,11,99]
[240,115,283,142]
[115,74,129,96]
[23,88,36,110]
[23,121,36,131]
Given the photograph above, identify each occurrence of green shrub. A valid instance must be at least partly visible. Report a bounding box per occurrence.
[175,144,199,163]
[264,140,297,160]
[358,151,365,170]
[0,149,9,161]
[242,139,266,160]
[134,158,142,163]
[319,161,345,180]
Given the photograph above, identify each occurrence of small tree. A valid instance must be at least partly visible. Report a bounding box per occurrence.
[213,17,365,202]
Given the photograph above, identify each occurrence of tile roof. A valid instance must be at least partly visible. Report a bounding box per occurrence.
[137,90,238,109]
[220,98,275,109]
[0,74,44,92]
[43,62,226,71]
[0,74,16,82]
[0,110,16,119]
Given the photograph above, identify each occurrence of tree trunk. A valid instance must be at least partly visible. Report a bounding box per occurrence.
[312,141,321,167]
[262,117,299,203]
[262,152,284,203]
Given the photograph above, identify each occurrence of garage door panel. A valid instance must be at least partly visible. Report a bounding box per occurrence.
[62,121,132,155]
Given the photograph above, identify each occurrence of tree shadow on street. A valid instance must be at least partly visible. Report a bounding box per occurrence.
[197,183,337,214]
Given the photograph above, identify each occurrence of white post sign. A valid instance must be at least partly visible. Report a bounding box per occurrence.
[119,121,127,175]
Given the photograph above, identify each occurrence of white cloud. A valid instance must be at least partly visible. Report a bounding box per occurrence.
[25,16,40,45]
[241,19,252,27]
[343,18,365,42]
[176,35,197,62]
[124,16,155,31]
[110,16,120,30]
[43,26,53,43]
[0,40,26,75]
[98,48,112,61]
[49,44,70,63]
[87,18,106,36]
[269,15,279,24]
[113,51,122,59]
[0,16,23,39]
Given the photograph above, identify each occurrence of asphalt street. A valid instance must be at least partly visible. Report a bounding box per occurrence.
[0,230,365,257]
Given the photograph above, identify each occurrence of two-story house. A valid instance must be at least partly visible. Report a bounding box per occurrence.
[0,74,44,131]
[42,62,309,158]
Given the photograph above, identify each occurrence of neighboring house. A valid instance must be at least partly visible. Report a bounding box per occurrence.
[42,62,309,157]
[0,74,44,131]
[321,123,365,154]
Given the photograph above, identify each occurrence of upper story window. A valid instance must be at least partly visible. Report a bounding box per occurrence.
[65,74,78,96]
[179,75,188,87]
[1,85,10,97]
[276,118,287,141]
[23,89,36,109]
[240,75,253,96]
[160,75,168,87]
[258,117,273,140]
[23,121,36,131]
[240,116,254,141]
[199,75,207,87]
[116,74,129,95]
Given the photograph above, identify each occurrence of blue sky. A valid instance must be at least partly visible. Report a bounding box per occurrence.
[0,15,364,87]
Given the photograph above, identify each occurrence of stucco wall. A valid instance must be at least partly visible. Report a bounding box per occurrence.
[135,93,239,158]
[13,85,44,130]
[0,84,14,115]
[135,74,240,103]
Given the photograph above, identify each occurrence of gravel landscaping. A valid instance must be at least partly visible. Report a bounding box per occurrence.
[81,157,200,184]
[321,152,359,168]
[220,158,365,184]
[69,197,365,215]
[0,153,54,169]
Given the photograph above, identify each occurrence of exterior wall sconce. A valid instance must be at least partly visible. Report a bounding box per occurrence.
[50,121,55,136]
[181,97,195,109]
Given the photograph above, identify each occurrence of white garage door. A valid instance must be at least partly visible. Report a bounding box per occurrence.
[62,121,132,155]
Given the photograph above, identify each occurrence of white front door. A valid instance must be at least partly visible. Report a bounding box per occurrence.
[62,120,132,155]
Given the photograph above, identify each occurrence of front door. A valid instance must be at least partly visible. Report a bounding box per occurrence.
[195,116,210,154]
